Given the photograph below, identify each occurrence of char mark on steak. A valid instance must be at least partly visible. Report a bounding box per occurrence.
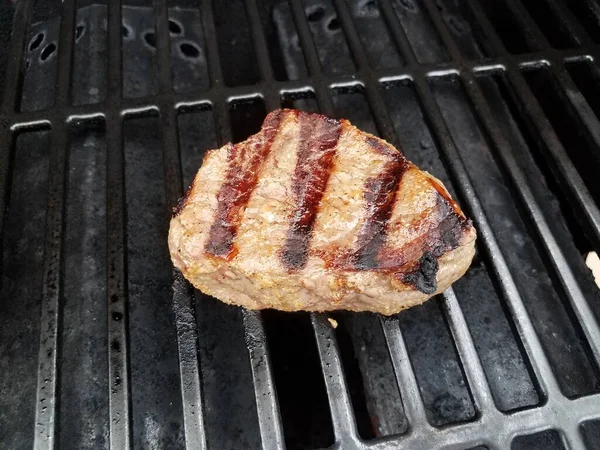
[281,112,341,270]
[205,109,284,259]
[349,137,411,271]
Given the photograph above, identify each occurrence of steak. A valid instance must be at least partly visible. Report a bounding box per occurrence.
[168,109,476,314]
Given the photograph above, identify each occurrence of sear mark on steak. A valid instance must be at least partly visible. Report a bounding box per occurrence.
[281,113,341,270]
[205,110,284,259]
[352,137,410,270]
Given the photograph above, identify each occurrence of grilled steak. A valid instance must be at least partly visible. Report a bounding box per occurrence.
[169,109,476,314]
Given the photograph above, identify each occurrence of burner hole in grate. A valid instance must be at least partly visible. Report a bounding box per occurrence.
[75,24,84,41]
[169,19,182,35]
[122,23,132,39]
[143,31,156,49]
[29,33,44,51]
[399,0,417,12]
[327,17,341,31]
[179,42,200,59]
[361,0,378,14]
[307,5,325,22]
[40,43,56,61]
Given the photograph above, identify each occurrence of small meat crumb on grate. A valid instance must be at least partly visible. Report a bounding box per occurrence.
[586,251,600,289]
[328,318,338,329]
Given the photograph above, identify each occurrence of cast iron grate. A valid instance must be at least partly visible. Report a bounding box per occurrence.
[2,0,600,449]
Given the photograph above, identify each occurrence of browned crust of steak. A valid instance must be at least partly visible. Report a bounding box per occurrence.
[169,109,476,314]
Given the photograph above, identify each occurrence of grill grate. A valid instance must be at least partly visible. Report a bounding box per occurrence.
[1,0,600,449]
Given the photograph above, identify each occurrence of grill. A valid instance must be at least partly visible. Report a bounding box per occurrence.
[2,0,600,449]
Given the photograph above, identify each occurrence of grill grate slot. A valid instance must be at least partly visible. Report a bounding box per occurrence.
[263,311,335,449]
[512,429,566,450]
[581,419,600,450]
[1,0,600,449]
[71,1,108,106]
[334,312,408,438]
[518,0,579,49]
[561,0,600,44]
[0,129,50,450]
[397,297,477,426]
[299,0,356,76]
[389,0,449,63]
[524,67,600,206]
[60,121,109,449]
[213,0,260,87]
[124,115,186,449]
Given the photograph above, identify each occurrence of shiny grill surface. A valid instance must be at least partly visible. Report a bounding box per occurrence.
[1,0,600,449]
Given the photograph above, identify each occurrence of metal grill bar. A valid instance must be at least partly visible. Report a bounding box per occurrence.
[440,288,496,415]
[106,1,123,100]
[463,0,600,368]
[287,0,334,113]
[213,4,287,447]
[171,271,207,450]
[33,123,67,450]
[242,310,286,450]
[244,0,279,109]
[153,2,208,448]
[201,7,285,442]
[465,0,600,251]
[106,116,131,450]
[464,71,600,363]
[33,0,77,447]
[554,67,600,161]
[542,0,593,46]
[413,0,561,397]
[427,0,600,375]
[311,314,361,446]
[1,0,32,113]
[380,317,429,428]
[3,1,600,449]
[0,0,34,283]
[503,0,548,51]
[1,48,594,127]
[199,0,230,149]
[282,4,366,447]
[365,392,600,450]
[330,0,563,437]
[105,2,132,449]
[376,0,417,66]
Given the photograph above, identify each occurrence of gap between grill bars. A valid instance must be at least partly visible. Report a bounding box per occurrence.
[1,0,600,450]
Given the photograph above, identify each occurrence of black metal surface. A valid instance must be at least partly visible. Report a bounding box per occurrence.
[1,0,600,449]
